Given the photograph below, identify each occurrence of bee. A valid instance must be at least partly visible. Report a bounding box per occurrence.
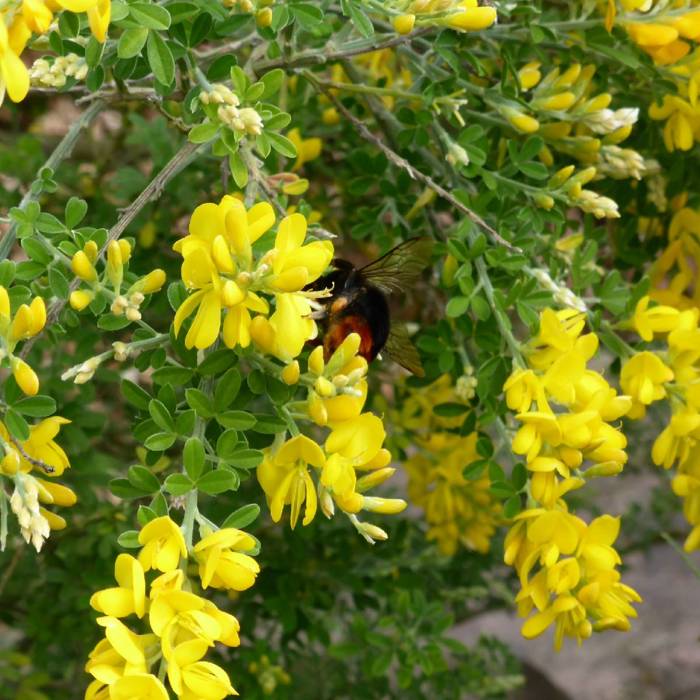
[306,237,434,376]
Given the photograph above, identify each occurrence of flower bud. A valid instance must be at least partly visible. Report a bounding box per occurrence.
[393,14,415,34]
[12,357,39,396]
[281,361,300,385]
[71,251,97,282]
[361,496,407,514]
[256,7,272,27]
[139,269,166,294]
[308,346,325,375]
[69,289,95,311]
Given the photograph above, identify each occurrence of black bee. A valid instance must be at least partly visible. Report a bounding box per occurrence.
[306,237,434,376]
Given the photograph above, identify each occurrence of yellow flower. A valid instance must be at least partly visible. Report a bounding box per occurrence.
[173,660,238,700]
[194,528,260,591]
[287,128,322,171]
[90,554,147,619]
[443,1,497,31]
[257,435,324,527]
[620,351,674,409]
[0,16,30,104]
[108,674,169,700]
[652,408,700,469]
[138,516,188,572]
[55,0,111,42]
[86,616,157,685]
[149,589,239,660]
[11,357,39,396]
[631,295,680,341]
[268,212,333,292]
[20,416,71,475]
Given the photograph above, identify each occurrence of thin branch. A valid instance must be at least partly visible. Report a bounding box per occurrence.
[20,141,201,358]
[0,100,105,261]
[254,30,429,72]
[9,436,55,474]
[306,74,518,252]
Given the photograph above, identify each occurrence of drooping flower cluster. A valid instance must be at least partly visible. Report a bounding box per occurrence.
[174,196,333,360]
[389,0,497,35]
[400,374,501,556]
[257,333,406,543]
[0,286,46,395]
[0,0,109,105]
[29,53,87,88]
[70,239,166,321]
[649,206,700,310]
[0,416,74,551]
[620,295,700,551]
[503,309,641,648]
[86,516,259,699]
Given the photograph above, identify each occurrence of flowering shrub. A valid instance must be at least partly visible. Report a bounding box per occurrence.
[3,0,700,697]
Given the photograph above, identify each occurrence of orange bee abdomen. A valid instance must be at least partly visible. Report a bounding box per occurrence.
[323,315,375,362]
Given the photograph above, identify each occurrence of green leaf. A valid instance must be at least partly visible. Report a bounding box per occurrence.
[149,399,175,432]
[198,469,238,495]
[221,503,260,530]
[216,429,239,460]
[184,437,206,481]
[189,122,219,144]
[343,0,373,37]
[0,260,15,288]
[433,402,468,417]
[13,395,56,417]
[110,479,150,499]
[164,473,194,496]
[98,314,132,330]
[214,367,241,411]
[511,462,528,491]
[129,2,171,29]
[65,197,88,228]
[216,410,256,430]
[260,68,284,99]
[252,414,287,434]
[185,388,214,418]
[176,409,196,436]
[463,459,488,480]
[503,494,522,519]
[85,36,105,67]
[122,379,151,409]
[144,432,176,451]
[291,3,323,29]
[151,366,194,385]
[229,152,248,189]
[445,296,469,318]
[518,161,549,180]
[228,448,263,470]
[48,266,69,299]
[267,132,297,158]
[117,27,149,59]
[5,408,29,441]
[127,465,161,494]
[137,505,158,525]
[230,65,249,95]
[117,530,141,548]
[147,31,175,85]
[197,348,237,375]
[245,81,265,102]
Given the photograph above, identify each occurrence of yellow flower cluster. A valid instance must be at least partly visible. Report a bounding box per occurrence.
[174,196,332,361]
[514,62,642,174]
[86,516,259,700]
[1,416,74,551]
[400,375,501,556]
[257,333,406,543]
[0,0,109,105]
[0,286,46,395]
[503,309,641,648]
[621,295,700,551]
[615,0,700,65]
[608,2,700,150]
[70,239,166,321]
[649,206,700,310]
[390,0,497,35]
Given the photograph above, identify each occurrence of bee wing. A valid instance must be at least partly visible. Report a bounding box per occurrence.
[359,237,434,295]
[383,323,425,377]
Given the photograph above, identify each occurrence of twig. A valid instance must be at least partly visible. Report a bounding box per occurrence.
[0,100,105,261]
[306,74,518,252]
[254,30,429,72]
[20,140,202,358]
[242,150,336,239]
[9,436,55,474]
